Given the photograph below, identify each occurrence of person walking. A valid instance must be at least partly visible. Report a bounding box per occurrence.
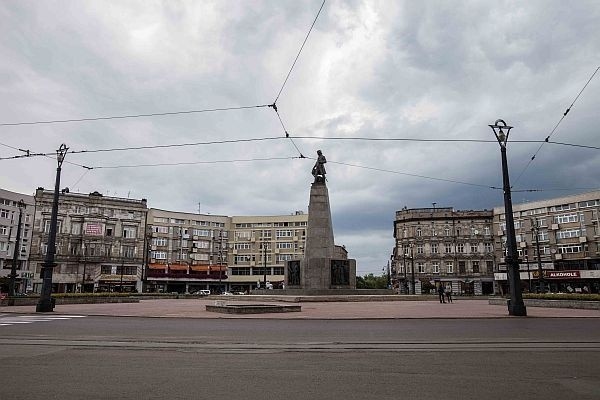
[437,283,446,303]
[445,284,453,303]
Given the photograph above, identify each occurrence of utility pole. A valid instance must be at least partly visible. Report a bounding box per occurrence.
[263,239,267,289]
[81,242,87,293]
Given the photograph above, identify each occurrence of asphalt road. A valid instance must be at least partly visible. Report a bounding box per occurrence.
[1,316,599,400]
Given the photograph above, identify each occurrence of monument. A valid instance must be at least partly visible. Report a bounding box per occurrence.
[285,150,357,293]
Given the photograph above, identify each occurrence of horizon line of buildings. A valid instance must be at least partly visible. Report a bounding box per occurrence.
[1,186,599,295]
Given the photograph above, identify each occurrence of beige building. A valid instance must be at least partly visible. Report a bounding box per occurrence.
[393,207,496,295]
[145,209,230,294]
[229,212,307,292]
[0,189,35,294]
[493,190,600,294]
[30,188,148,293]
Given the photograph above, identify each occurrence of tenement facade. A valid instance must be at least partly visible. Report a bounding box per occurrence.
[393,207,495,295]
[30,188,148,293]
[0,189,34,294]
[493,190,600,294]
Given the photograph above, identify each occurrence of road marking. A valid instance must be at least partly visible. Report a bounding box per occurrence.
[0,314,86,327]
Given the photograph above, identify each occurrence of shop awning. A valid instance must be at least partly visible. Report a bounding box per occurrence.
[148,264,167,270]
[169,264,189,271]
[210,265,227,272]
[190,265,210,272]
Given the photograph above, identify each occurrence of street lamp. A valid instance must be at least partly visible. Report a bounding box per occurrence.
[407,243,416,295]
[489,120,526,316]
[8,199,26,304]
[37,144,69,312]
[262,240,267,290]
[530,218,546,293]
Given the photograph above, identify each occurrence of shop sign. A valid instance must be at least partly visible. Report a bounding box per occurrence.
[546,270,580,279]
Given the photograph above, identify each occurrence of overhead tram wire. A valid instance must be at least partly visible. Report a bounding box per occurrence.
[305,157,497,190]
[513,66,600,185]
[0,104,271,127]
[92,156,302,169]
[1,136,596,162]
[273,0,326,104]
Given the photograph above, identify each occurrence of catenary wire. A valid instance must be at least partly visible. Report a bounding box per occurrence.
[273,0,326,104]
[92,156,301,169]
[513,66,600,184]
[0,104,271,127]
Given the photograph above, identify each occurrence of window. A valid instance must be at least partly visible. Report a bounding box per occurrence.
[446,262,454,273]
[261,230,272,239]
[484,243,493,253]
[0,209,9,219]
[416,228,422,237]
[558,244,583,254]
[194,229,211,237]
[71,223,82,235]
[234,255,254,264]
[484,226,491,236]
[122,246,135,258]
[277,242,294,249]
[233,243,250,250]
[459,261,466,274]
[273,267,285,275]
[0,242,7,251]
[153,226,168,234]
[472,261,480,273]
[554,213,578,224]
[101,265,112,274]
[152,237,168,247]
[116,266,137,275]
[556,229,584,239]
[486,261,494,274]
[277,254,293,262]
[417,262,425,273]
[445,244,453,254]
[231,267,250,275]
[432,262,440,273]
[151,251,167,259]
[431,243,438,254]
[154,217,169,223]
[551,203,575,212]
[579,199,600,208]
[536,218,547,227]
[44,220,62,233]
[276,230,293,238]
[457,243,464,253]
[0,226,7,235]
[537,230,549,241]
[445,227,450,236]
[470,244,478,254]
[252,267,270,275]
[234,231,251,240]
[122,227,137,239]
[417,244,424,254]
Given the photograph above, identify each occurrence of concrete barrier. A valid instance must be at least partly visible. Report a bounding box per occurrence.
[488,297,600,310]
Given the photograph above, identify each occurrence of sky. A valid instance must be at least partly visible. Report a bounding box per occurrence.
[1,0,599,275]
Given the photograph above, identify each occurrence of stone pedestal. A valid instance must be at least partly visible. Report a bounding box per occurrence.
[285,180,356,291]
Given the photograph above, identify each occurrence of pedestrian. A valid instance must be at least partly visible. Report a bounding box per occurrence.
[437,283,446,303]
[445,284,453,303]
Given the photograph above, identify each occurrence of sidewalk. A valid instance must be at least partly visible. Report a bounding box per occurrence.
[2,298,599,319]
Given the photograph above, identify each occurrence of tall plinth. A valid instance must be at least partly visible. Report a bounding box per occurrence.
[285,179,356,292]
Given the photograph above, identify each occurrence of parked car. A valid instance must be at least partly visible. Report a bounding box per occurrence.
[193,290,211,296]
[221,291,233,296]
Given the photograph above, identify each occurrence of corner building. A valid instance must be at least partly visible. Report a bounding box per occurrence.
[30,189,148,293]
[493,190,600,294]
[393,207,496,295]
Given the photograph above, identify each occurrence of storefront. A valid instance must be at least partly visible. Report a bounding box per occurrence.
[494,269,600,294]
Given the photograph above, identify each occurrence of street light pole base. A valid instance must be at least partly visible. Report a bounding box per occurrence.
[507,300,527,316]
[36,299,55,312]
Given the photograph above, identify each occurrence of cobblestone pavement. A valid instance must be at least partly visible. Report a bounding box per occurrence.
[2,297,599,319]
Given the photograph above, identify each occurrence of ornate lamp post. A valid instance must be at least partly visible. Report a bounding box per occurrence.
[37,144,69,312]
[489,120,526,316]
[8,199,26,304]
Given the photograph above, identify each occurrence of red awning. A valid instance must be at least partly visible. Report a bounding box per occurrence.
[169,264,189,271]
[148,264,167,270]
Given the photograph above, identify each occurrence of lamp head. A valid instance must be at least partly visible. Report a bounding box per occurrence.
[489,119,513,147]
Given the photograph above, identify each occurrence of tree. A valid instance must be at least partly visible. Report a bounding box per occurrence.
[356,273,388,289]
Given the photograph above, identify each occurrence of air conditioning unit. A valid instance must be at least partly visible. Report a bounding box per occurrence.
[193,235,198,240]
[251,237,256,242]
[519,242,527,248]
[192,248,198,253]
[293,236,299,241]
[554,253,562,260]
[274,249,280,254]
[250,261,256,266]
[579,236,587,243]
[151,245,157,250]
[182,234,190,239]
[551,224,559,230]
[232,249,238,254]
[497,231,504,236]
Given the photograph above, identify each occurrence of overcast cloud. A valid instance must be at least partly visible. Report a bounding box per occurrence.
[1,0,599,274]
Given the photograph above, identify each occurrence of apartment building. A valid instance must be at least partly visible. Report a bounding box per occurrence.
[30,188,148,293]
[493,190,600,294]
[145,209,230,294]
[229,212,308,292]
[393,207,496,295]
[0,189,34,294]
